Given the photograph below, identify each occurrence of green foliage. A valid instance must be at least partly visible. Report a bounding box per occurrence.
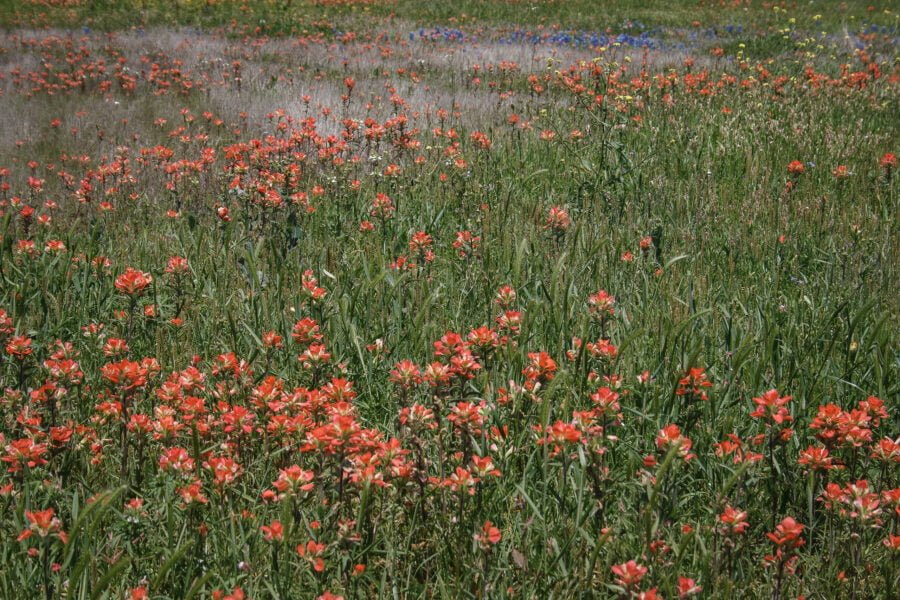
[0,2,897,598]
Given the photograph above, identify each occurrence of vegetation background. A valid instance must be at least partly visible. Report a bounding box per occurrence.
[0,1,896,598]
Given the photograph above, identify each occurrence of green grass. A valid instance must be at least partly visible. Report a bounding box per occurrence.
[0,2,897,599]
[2,0,898,34]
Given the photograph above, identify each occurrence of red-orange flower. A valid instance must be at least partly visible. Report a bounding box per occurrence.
[297,540,327,572]
[786,160,805,176]
[5,335,32,359]
[261,520,284,542]
[18,508,66,544]
[474,520,501,548]
[766,516,804,550]
[611,559,647,589]
[718,505,749,536]
[656,424,694,461]
[115,267,153,296]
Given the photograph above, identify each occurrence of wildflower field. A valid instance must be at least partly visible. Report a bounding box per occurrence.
[0,1,897,598]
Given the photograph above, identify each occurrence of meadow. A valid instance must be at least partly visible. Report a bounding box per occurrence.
[0,1,897,598]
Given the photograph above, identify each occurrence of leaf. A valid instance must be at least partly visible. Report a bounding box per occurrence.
[150,540,193,592]
[90,557,130,600]
[183,571,215,600]
[664,254,690,269]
